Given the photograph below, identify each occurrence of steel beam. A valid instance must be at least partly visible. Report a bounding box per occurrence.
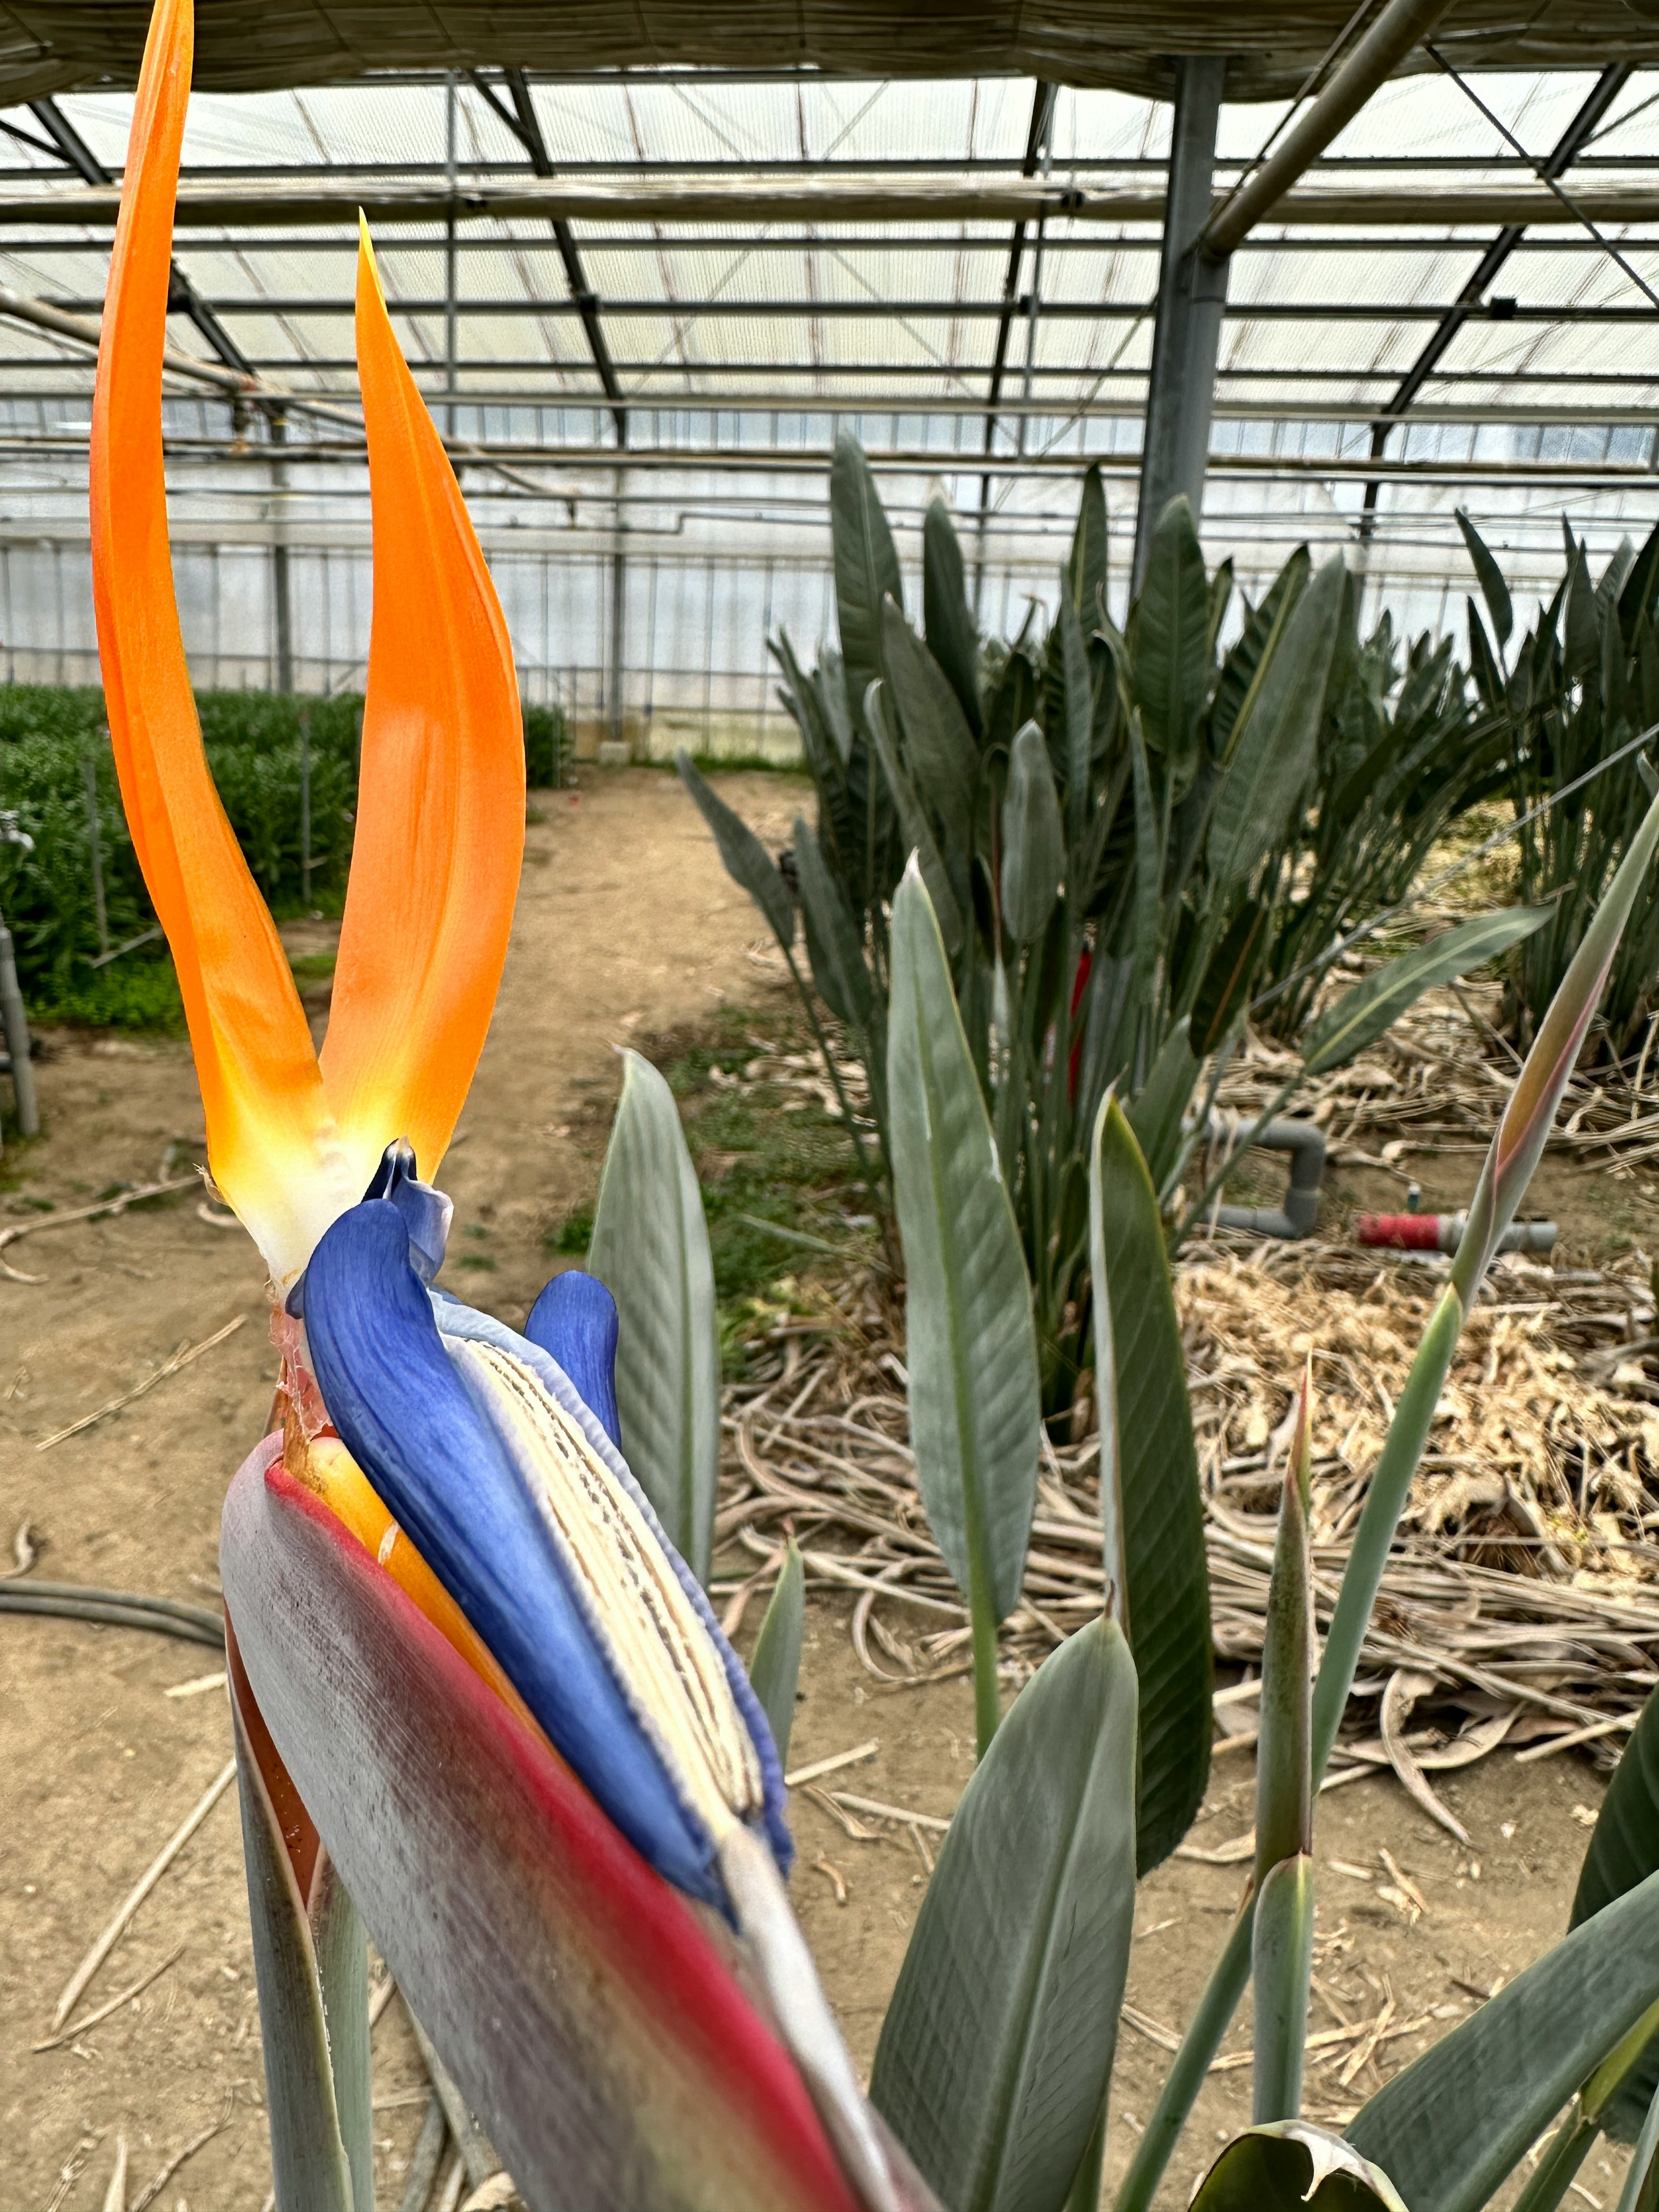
[28,95,257,379]
[1200,0,1456,255]
[975,81,1057,608]
[1133,57,1226,588]
[14,177,1659,231]
[1357,61,1634,539]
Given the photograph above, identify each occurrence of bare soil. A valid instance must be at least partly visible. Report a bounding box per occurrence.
[0,765,1643,2211]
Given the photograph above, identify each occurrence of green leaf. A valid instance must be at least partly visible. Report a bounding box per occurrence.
[1456,508,1513,650]
[1570,1684,1659,2139]
[1206,557,1344,899]
[1618,2077,1659,2212]
[1125,1019,1199,1194]
[794,815,874,1028]
[832,432,903,724]
[1252,1855,1316,2127]
[1256,1384,1313,1885]
[1067,463,1109,626]
[1191,899,1267,1058]
[747,1540,805,1766]
[1001,722,1063,945]
[674,749,795,949]
[1466,597,1506,713]
[588,1049,721,1585]
[1090,1099,1211,1874]
[871,1616,1138,2212]
[1192,2125,1408,2212]
[1460,784,1659,1296]
[881,596,979,854]
[229,1678,357,2212]
[1210,550,1309,760]
[1059,596,1096,842]
[1567,542,1599,683]
[887,860,1039,1673]
[1346,1868,1659,2212]
[1300,907,1550,1078]
[1135,495,1210,780]
[868,680,965,956]
[924,496,984,737]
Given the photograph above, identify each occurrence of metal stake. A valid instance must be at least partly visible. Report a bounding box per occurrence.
[299,708,312,906]
[83,743,109,957]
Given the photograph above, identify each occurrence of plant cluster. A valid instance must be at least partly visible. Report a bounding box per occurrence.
[680,439,1538,1412]
[1459,508,1659,1057]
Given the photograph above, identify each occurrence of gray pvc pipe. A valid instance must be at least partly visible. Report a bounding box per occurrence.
[1203,1112,1327,1240]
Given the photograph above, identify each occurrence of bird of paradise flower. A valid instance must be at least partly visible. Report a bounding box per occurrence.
[91,7,931,2207]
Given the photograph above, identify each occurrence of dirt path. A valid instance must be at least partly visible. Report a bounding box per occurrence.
[0,763,1631,2211]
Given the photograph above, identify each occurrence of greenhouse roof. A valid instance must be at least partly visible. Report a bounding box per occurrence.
[0,32,1656,646]
[6,0,1659,104]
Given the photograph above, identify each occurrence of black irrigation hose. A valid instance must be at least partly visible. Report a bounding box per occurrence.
[0,1581,225,1649]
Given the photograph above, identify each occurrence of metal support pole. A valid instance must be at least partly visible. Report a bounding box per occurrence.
[445,74,459,441]
[299,708,312,907]
[608,467,628,752]
[1133,57,1227,590]
[269,408,294,692]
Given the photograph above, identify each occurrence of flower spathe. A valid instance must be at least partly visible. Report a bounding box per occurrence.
[299,1187,790,1906]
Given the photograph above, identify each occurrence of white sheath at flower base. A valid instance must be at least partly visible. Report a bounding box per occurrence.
[448,1336,763,1841]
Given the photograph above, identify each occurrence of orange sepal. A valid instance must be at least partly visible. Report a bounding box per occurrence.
[89,0,353,1287]
[289,1430,535,1732]
[320,222,524,1194]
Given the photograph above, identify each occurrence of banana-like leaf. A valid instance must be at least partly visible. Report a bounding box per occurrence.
[1455,508,1513,650]
[833,432,902,723]
[589,1049,720,1585]
[749,1540,806,1767]
[1206,557,1344,899]
[1090,1099,1211,1873]
[1252,1855,1315,2127]
[1345,1866,1659,2212]
[795,816,874,1029]
[881,597,979,854]
[1067,464,1109,626]
[868,681,964,956]
[1125,1020,1199,1195]
[1135,496,1209,780]
[675,750,796,950]
[887,861,1039,1728]
[221,1440,865,2212]
[1058,597,1095,840]
[1192,2125,1408,2212]
[870,1617,1138,2212]
[1190,899,1267,1059]
[1300,907,1549,1079]
[227,1639,359,2212]
[923,496,983,737]
[1001,723,1064,946]
[1570,1684,1659,2139]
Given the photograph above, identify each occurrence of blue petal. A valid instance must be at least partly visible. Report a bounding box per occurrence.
[524,1272,621,1448]
[305,1200,726,1904]
[435,1294,791,1879]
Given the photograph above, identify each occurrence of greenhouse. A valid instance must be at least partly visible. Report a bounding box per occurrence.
[9,3,1659,2210]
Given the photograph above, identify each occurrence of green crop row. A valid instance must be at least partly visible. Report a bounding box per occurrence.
[0,686,570,1027]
